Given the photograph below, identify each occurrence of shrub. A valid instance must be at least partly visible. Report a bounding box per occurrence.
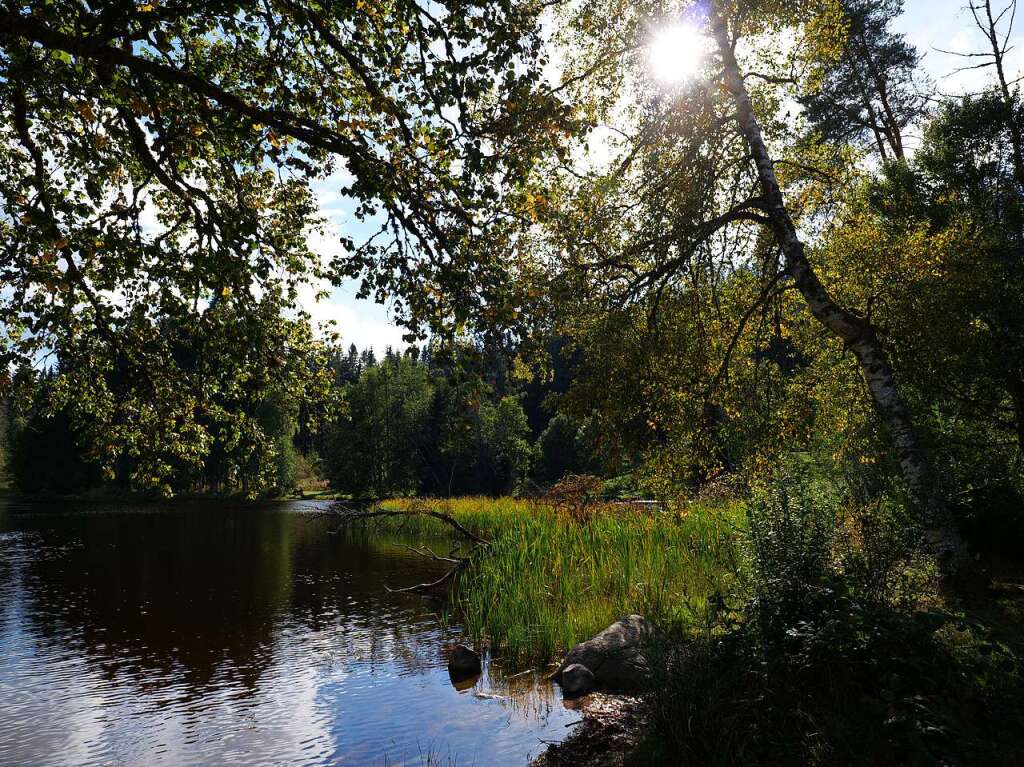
[745,467,839,635]
[543,473,606,522]
[645,471,1024,766]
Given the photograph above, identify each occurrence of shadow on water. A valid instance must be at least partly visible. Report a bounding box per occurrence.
[0,499,578,766]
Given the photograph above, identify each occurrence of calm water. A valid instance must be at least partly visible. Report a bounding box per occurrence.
[0,499,579,766]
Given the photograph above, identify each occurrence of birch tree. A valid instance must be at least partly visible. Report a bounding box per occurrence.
[528,0,963,555]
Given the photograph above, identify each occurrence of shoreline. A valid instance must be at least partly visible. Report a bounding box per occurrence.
[531,694,646,767]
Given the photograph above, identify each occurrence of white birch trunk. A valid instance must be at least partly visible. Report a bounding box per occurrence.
[710,5,963,558]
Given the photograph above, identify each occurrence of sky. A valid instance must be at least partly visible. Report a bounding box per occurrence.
[302,0,1023,354]
[898,0,1023,99]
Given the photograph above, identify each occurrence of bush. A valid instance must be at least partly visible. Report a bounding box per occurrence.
[543,473,605,522]
[745,466,843,642]
[644,472,1024,766]
[601,472,643,500]
[647,594,1024,766]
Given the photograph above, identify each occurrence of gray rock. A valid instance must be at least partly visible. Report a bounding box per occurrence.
[560,663,595,697]
[448,644,481,679]
[555,615,653,692]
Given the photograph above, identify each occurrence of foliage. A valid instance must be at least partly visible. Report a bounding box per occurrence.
[645,598,1024,766]
[0,0,571,478]
[644,474,1024,766]
[535,412,602,484]
[7,383,102,494]
[811,88,1024,545]
[801,0,926,160]
[322,349,538,497]
[746,467,841,627]
[324,353,432,497]
[542,473,606,522]
[5,306,338,497]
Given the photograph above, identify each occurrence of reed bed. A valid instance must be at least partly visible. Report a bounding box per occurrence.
[375,497,745,663]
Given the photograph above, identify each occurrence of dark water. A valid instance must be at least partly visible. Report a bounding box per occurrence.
[0,499,579,766]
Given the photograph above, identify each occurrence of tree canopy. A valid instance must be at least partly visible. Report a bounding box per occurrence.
[0,0,567,489]
[2,0,1023,558]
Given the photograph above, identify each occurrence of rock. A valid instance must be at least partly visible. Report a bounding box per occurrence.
[472,691,505,701]
[560,663,596,697]
[448,644,482,680]
[554,615,653,693]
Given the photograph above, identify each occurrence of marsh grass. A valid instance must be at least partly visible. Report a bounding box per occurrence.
[374,497,744,663]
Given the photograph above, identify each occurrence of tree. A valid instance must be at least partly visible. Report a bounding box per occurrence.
[536,412,600,484]
[801,0,925,161]
[809,89,1024,534]
[324,355,431,497]
[709,3,941,532]
[7,370,102,494]
[522,0,962,554]
[946,1,1024,188]
[0,0,567,489]
[477,395,536,493]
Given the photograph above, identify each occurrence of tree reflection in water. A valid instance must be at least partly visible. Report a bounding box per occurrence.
[0,500,579,766]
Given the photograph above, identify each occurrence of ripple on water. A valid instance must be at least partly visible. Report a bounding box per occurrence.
[0,500,579,766]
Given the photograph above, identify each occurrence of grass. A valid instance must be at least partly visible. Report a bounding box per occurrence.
[374,497,745,664]
[366,490,1024,764]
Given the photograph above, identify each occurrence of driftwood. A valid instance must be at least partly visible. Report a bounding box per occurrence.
[323,501,490,595]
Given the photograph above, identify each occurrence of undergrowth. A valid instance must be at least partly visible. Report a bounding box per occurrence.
[638,468,1024,766]
[370,477,1024,764]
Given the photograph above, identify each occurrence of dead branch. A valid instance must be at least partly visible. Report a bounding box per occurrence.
[396,543,465,564]
[328,502,491,547]
[320,501,490,595]
[384,558,469,595]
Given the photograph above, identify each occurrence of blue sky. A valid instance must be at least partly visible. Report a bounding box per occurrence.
[304,0,1023,353]
[898,0,1022,98]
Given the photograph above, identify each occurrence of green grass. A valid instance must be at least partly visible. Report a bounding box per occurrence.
[374,497,745,663]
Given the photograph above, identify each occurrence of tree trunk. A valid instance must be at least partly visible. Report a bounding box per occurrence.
[863,99,890,162]
[978,1,1024,187]
[850,32,906,160]
[710,5,963,558]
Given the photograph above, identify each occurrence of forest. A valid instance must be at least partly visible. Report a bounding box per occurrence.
[2,0,1024,764]
[4,340,603,498]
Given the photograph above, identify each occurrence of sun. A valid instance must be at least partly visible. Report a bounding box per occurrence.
[649,22,708,84]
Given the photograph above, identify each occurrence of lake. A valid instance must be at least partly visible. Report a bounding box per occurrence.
[0,499,580,766]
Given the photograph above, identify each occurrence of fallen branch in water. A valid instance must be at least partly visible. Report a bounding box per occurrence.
[396,543,464,564]
[325,501,489,595]
[384,558,469,594]
[328,501,491,547]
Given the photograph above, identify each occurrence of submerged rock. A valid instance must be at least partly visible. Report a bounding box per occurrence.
[448,644,482,680]
[554,615,653,693]
[472,690,505,700]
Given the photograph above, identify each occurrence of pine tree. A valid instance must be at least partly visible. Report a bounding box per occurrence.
[801,0,925,161]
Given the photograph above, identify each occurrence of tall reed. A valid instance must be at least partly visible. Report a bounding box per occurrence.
[375,497,744,663]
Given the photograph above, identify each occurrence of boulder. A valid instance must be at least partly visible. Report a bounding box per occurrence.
[448,644,482,680]
[560,663,596,697]
[554,615,653,693]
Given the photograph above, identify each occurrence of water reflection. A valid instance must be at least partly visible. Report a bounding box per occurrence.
[0,500,578,766]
